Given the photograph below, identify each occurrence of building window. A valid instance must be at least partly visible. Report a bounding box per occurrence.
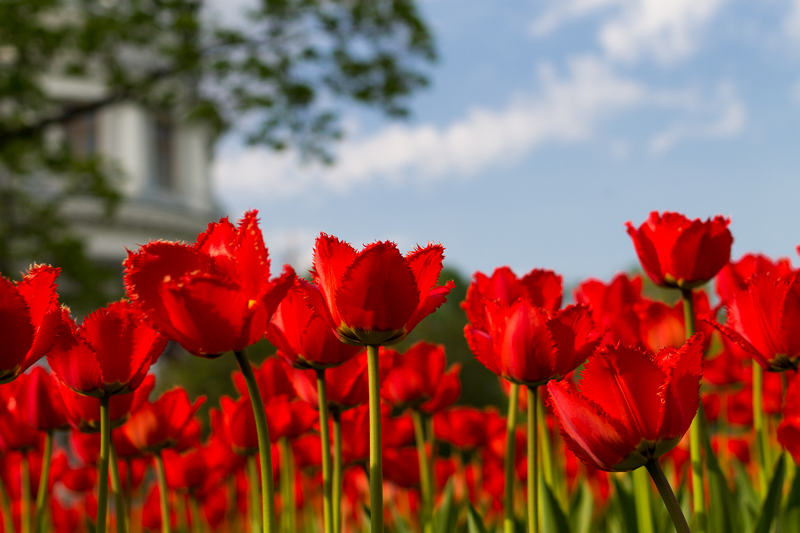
[153,115,177,191]
[64,107,97,158]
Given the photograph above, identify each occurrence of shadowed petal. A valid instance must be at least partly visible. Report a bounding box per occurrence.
[656,334,703,441]
[0,276,34,376]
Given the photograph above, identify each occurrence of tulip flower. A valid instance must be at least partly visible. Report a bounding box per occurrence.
[0,265,61,385]
[122,388,206,455]
[627,211,731,533]
[300,233,454,533]
[125,210,297,533]
[573,273,644,347]
[548,335,704,533]
[626,211,732,290]
[777,376,800,464]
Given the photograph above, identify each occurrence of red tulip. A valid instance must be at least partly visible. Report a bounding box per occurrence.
[18,367,69,432]
[122,387,206,454]
[381,342,454,409]
[383,447,420,489]
[465,299,599,387]
[433,407,505,452]
[574,273,644,347]
[0,384,42,451]
[57,375,155,434]
[418,364,461,414]
[47,303,166,397]
[462,267,562,330]
[626,211,732,289]
[266,284,362,369]
[299,234,454,346]
[716,253,793,304]
[547,334,704,472]
[637,290,715,353]
[710,273,800,371]
[778,375,800,464]
[0,265,61,384]
[124,210,295,357]
[290,351,381,414]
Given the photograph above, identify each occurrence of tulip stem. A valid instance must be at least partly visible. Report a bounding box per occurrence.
[189,494,203,533]
[527,386,539,533]
[279,437,296,533]
[753,363,769,495]
[0,474,14,533]
[366,344,384,532]
[154,453,172,533]
[504,382,519,533]
[247,455,262,533]
[632,467,655,533]
[645,460,691,533]
[235,349,277,533]
[97,396,111,533]
[21,450,31,533]
[316,369,334,533]
[681,288,707,533]
[33,430,53,533]
[332,412,343,533]
[412,410,434,533]
[109,442,129,533]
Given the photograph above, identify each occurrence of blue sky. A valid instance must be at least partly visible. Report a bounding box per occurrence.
[211,0,800,286]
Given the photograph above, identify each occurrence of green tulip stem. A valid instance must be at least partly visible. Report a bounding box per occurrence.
[412,410,434,533]
[632,467,655,533]
[645,459,691,533]
[97,396,111,533]
[154,453,172,533]
[109,442,129,533]
[753,363,769,495]
[33,430,53,533]
[189,494,203,533]
[316,369,334,533]
[527,386,539,533]
[332,412,343,533]
[0,472,14,533]
[234,349,277,533]
[279,437,296,533]
[504,382,519,533]
[366,344,384,532]
[21,450,31,533]
[681,288,707,533]
[247,455,262,533]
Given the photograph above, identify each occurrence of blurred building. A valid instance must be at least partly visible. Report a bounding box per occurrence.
[48,75,221,265]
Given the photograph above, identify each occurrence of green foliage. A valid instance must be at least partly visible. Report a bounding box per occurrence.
[0,0,436,308]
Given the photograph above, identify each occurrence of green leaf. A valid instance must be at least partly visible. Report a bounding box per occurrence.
[701,420,743,533]
[569,481,594,533]
[611,475,638,533]
[435,479,459,533]
[733,460,760,531]
[753,454,787,533]
[782,465,800,528]
[541,478,572,533]
[467,502,490,533]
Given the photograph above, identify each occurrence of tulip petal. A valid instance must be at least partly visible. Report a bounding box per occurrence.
[547,380,641,472]
[405,244,445,294]
[310,234,358,324]
[655,334,704,441]
[781,274,800,360]
[336,241,419,333]
[14,265,61,369]
[0,276,34,375]
[232,211,272,297]
[727,275,786,359]
[579,345,665,443]
[626,217,667,286]
[465,325,499,376]
[405,281,455,335]
[47,312,104,396]
[520,269,563,311]
[547,304,598,379]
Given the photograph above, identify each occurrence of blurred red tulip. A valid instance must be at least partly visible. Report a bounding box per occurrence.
[574,273,643,347]
[433,407,505,452]
[57,375,155,434]
[124,210,295,357]
[122,387,206,454]
[18,367,68,431]
[716,253,793,305]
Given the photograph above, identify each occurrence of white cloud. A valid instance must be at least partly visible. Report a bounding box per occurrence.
[648,82,746,155]
[214,56,646,199]
[531,0,729,64]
